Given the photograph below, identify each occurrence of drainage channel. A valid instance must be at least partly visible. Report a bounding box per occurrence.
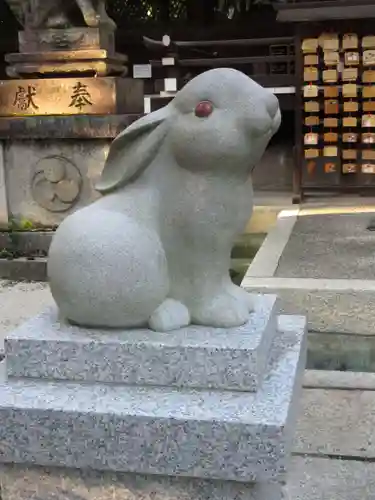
[306,330,375,373]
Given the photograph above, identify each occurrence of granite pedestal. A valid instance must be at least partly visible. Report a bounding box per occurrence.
[0,293,307,500]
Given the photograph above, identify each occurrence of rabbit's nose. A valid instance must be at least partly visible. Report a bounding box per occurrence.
[264,91,279,119]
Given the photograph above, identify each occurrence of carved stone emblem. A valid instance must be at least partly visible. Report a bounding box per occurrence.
[31,155,82,212]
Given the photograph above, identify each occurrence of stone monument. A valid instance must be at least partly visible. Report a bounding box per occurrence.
[0,69,307,500]
[0,0,143,229]
[4,0,122,78]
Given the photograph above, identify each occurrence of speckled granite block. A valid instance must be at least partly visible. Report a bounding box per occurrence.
[6,294,278,392]
[0,464,285,500]
[0,315,307,483]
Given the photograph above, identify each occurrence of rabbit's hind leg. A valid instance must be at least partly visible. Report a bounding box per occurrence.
[189,290,250,329]
[226,283,254,313]
[149,298,190,332]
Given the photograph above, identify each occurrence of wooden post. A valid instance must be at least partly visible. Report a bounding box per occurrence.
[293,25,303,204]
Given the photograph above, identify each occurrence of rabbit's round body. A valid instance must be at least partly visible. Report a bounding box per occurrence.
[48,68,281,331]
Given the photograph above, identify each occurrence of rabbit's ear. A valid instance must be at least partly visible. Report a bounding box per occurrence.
[96,105,171,194]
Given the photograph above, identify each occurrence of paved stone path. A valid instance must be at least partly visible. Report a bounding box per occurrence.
[276,213,375,279]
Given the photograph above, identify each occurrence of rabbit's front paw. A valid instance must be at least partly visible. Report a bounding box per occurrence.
[149,298,191,332]
[191,293,250,328]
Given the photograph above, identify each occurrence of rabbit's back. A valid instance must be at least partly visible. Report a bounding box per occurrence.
[48,206,169,327]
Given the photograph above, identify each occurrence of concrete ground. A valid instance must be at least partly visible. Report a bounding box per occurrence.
[1,280,375,498]
[0,280,53,348]
[247,190,375,235]
[244,206,375,342]
[245,191,293,234]
[275,213,375,280]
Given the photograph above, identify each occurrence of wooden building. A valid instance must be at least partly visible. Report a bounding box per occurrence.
[277,0,375,201]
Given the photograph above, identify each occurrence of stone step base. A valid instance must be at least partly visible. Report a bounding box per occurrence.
[0,315,306,482]
[6,295,279,392]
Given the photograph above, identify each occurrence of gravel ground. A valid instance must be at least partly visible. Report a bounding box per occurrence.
[0,280,54,349]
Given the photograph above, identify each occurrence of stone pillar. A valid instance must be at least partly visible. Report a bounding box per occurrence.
[0,19,144,228]
[0,293,307,499]
[0,114,139,227]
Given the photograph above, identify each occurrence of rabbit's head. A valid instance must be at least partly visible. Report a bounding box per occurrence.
[96,68,280,194]
[168,68,280,173]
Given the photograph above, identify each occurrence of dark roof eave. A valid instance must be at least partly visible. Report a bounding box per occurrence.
[275,1,375,22]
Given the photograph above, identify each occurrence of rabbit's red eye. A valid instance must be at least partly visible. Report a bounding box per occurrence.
[195,101,213,118]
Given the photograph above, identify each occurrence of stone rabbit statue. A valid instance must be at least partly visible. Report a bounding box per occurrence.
[48,68,280,332]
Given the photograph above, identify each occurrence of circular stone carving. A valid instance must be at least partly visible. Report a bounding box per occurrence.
[44,161,65,183]
[31,156,82,213]
[55,179,80,203]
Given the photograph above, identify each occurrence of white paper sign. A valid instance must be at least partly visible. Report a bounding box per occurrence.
[133,64,152,79]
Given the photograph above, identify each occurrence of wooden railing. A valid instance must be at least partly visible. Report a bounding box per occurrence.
[143,35,296,97]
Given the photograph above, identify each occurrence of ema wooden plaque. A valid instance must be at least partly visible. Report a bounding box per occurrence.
[324,117,338,127]
[363,86,375,98]
[343,116,357,127]
[363,50,375,66]
[304,85,319,98]
[342,149,357,160]
[302,38,318,53]
[324,86,339,98]
[343,68,358,81]
[363,70,375,83]
[362,114,375,127]
[363,36,375,48]
[323,69,338,82]
[343,132,358,143]
[322,35,339,51]
[304,67,319,81]
[305,115,320,126]
[304,54,319,66]
[324,100,339,114]
[363,101,375,112]
[324,162,337,173]
[324,132,338,142]
[324,51,339,66]
[362,150,375,160]
[343,101,358,112]
[305,101,319,112]
[342,163,357,174]
[362,163,375,174]
[342,84,358,98]
[324,145,338,157]
[343,34,358,50]
[305,149,319,158]
[362,133,375,144]
[304,132,318,145]
[345,52,359,66]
